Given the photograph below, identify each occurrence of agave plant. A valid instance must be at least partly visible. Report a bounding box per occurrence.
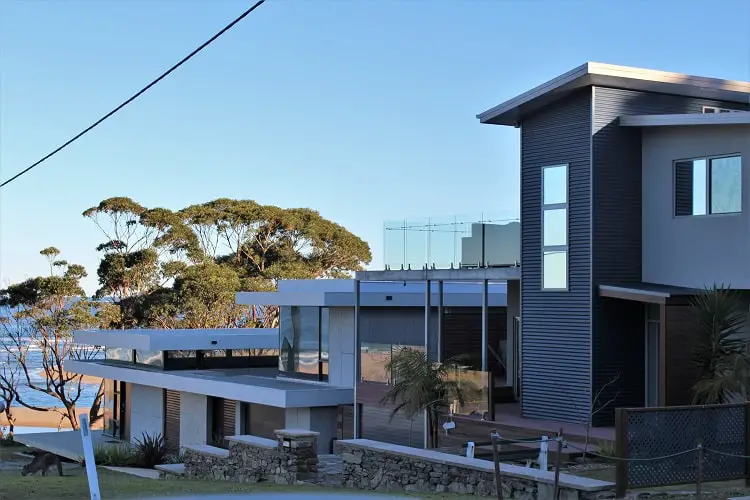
[133,432,166,469]
[690,284,750,405]
[380,347,472,448]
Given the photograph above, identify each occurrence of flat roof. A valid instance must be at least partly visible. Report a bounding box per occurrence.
[65,361,352,408]
[73,328,277,350]
[237,273,515,307]
[478,62,750,126]
[620,111,750,127]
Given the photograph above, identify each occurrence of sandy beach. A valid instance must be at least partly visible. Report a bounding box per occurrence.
[34,369,103,386]
[0,406,103,429]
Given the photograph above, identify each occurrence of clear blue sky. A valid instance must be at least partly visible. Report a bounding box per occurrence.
[1,0,748,294]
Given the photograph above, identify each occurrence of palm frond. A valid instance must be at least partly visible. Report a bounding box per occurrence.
[690,284,750,404]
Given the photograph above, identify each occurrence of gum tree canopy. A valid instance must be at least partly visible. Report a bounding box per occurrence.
[84,197,371,329]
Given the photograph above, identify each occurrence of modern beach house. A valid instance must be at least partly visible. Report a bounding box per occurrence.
[475,62,750,425]
[35,279,507,454]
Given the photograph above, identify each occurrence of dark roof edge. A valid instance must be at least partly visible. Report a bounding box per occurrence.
[477,62,750,126]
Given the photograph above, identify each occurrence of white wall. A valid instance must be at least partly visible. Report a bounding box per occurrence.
[179,392,208,448]
[128,384,164,444]
[328,307,355,388]
[310,406,338,454]
[642,125,750,289]
[284,407,311,429]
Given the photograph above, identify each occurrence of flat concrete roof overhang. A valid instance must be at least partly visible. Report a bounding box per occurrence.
[355,266,521,282]
[599,282,699,304]
[73,328,278,351]
[65,360,353,408]
[620,111,750,127]
[478,62,750,126]
[237,276,513,307]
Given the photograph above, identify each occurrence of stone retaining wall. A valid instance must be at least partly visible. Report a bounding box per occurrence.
[335,439,615,499]
[183,429,319,485]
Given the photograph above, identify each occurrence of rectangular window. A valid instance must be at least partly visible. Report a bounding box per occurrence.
[541,164,568,290]
[279,306,329,381]
[674,155,742,216]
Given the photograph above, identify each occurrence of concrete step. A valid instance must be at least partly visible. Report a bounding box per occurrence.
[155,463,185,477]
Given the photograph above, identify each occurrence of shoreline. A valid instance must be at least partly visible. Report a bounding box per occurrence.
[1,406,103,430]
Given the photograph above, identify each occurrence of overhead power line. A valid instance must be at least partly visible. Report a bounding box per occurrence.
[0,0,267,189]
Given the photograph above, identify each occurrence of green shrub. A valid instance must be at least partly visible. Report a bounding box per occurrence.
[133,432,166,469]
[92,443,136,466]
[596,439,617,458]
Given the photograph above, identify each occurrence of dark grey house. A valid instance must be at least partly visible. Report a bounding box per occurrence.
[478,62,750,425]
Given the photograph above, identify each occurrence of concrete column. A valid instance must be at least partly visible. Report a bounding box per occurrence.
[353,279,361,439]
[128,384,164,444]
[180,393,208,448]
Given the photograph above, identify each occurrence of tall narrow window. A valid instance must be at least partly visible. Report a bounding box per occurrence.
[542,165,568,290]
[674,155,742,216]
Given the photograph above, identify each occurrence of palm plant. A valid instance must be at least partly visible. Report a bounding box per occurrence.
[690,284,750,405]
[380,347,472,448]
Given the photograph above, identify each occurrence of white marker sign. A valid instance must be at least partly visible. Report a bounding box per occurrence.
[79,414,101,500]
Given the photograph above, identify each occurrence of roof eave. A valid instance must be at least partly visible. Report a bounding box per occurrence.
[477,62,750,126]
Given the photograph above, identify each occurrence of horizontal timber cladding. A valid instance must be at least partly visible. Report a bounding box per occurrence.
[664,300,700,406]
[520,88,593,423]
[357,382,424,447]
[163,390,180,454]
[222,399,236,441]
[590,87,749,425]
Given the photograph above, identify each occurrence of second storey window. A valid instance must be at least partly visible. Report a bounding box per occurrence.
[674,155,742,216]
[542,164,568,290]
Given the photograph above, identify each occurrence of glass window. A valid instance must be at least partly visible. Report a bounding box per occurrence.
[105,347,134,363]
[543,165,568,205]
[710,156,742,214]
[543,251,567,290]
[542,164,569,291]
[135,350,164,368]
[543,209,567,246]
[675,155,741,216]
[279,306,327,380]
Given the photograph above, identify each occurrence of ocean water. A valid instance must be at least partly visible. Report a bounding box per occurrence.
[0,336,102,409]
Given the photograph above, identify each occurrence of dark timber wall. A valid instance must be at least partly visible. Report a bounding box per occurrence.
[590,87,749,425]
[664,300,700,406]
[520,88,593,423]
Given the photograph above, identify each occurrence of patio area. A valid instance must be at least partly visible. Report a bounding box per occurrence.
[14,429,121,461]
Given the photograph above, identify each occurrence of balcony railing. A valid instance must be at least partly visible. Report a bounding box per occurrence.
[383,213,520,270]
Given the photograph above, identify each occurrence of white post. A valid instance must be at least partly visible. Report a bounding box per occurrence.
[539,435,549,471]
[79,414,101,500]
[466,441,475,459]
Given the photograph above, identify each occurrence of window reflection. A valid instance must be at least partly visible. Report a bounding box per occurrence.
[279,306,329,381]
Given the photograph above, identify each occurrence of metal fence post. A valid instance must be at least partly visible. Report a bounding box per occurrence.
[696,443,703,500]
[539,436,549,471]
[490,429,503,500]
[615,408,628,498]
[553,428,563,500]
